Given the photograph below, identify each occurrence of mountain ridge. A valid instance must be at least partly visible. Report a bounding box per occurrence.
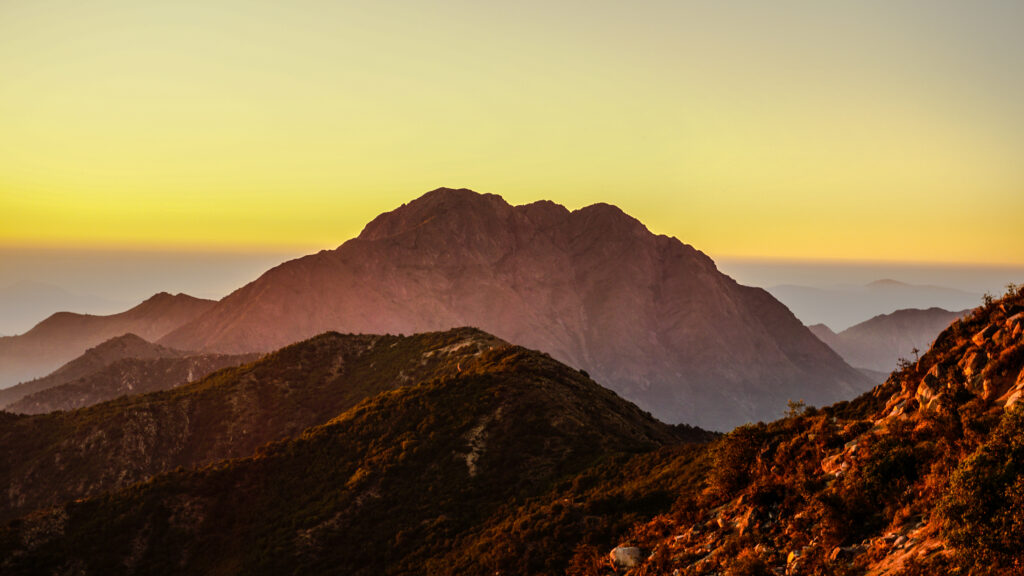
[159,188,870,429]
[0,293,214,389]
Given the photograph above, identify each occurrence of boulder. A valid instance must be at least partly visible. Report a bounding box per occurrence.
[973,324,998,346]
[609,546,645,569]
[960,350,987,379]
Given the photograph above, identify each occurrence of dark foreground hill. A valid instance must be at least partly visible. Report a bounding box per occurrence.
[810,307,969,376]
[0,293,214,389]
[0,328,513,523]
[160,187,869,430]
[0,329,704,576]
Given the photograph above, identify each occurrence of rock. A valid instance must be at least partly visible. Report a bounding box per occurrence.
[610,546,645,569]
[973,324,998,346]
[821,453,846,476]
[1006,387,1024,409]
[736,507,758,536]
[1007,312,1024,329]
[961,350,987,378]
[916,377,940,406]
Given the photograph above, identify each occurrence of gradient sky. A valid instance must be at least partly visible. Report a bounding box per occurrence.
[2,0,1023,265]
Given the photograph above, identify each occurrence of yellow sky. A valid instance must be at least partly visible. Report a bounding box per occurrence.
[2,1,1022,264]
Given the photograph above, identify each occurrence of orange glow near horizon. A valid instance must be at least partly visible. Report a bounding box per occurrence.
[2,1,1023,265]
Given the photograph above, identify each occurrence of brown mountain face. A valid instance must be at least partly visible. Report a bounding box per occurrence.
[0,293,214,390]
[810,307,970,376]
[160,188,870,430]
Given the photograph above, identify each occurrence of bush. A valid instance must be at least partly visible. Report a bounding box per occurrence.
[939,406,1024,570]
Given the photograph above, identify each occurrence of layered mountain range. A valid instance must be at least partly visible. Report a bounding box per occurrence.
[158,188,870,429]
[2,286,1021,575]
[810,307,969,376]
[0,293,214,389]
[0,328,701,575]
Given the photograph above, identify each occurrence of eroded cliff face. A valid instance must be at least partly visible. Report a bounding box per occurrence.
[161,188,869,429]
[587,288,1024,576]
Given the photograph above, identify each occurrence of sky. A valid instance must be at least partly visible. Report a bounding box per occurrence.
[2,0,1023,316]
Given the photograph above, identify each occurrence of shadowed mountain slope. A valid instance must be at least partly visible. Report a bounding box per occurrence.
[0,293,214,389]
[0,328,531,523]
[810,307,969,376]
[0,329,689,575]
[160,188,870,429]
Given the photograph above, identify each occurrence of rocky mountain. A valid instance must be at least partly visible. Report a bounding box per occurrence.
[0,328,699,575]
[6,351,259,415]
[572,287,1024,575]
[159,188,870,430]
[809,307,970,377]
[0,293,214,389]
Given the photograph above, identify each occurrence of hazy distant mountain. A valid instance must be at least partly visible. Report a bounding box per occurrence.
[0,281,127,336]
[0,333,185,408]
[809,306,970,375]
[4,346,258,415]
[0,293,215,389]
[161,188,870,430]
[768,279,979,331]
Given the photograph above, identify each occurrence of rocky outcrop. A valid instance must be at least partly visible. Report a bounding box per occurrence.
[592,288,1024,575]
[160,188,870,430]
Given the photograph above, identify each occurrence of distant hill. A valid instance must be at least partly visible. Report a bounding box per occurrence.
[6,350,259,415]
[160,188,869,430]
[809,307,969,375]
[0,292,214,389]
[0,333,186,408]
[768,279,979,331]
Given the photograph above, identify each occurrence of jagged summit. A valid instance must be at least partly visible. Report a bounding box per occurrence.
[160,188,870,430]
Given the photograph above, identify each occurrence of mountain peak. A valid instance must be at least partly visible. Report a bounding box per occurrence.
[160,188,870,429]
